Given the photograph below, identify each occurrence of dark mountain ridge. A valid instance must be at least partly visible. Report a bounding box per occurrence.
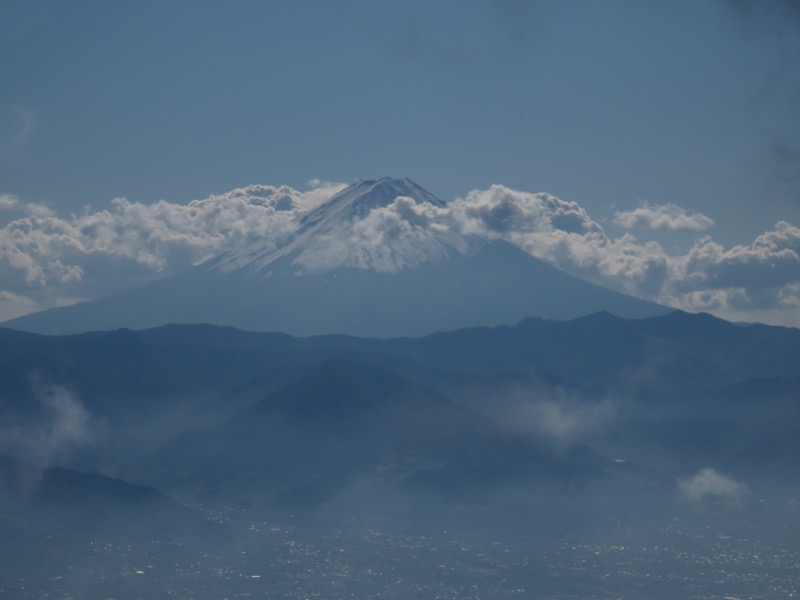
[1,310,796,498]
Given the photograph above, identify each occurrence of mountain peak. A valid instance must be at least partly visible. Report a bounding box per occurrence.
[213,177,461,276]
[298,177,445,229]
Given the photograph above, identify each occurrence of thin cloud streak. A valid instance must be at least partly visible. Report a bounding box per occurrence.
[0,385,101,468]
[0,106,36,158]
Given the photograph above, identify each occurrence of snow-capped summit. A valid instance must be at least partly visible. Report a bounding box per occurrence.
[298,177,445,226]
[212,177,470,275]
[3,178,670,337]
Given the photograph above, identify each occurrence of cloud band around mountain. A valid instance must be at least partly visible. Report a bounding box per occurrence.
[0,180,798,326]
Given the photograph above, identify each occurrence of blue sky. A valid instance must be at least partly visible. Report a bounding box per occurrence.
[1,0,799,326]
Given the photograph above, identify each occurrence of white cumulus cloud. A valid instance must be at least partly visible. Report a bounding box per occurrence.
[0,180,798,327]
[0,182,345,318]
[614,201,715,231]
[289,195,461,274]
[443,186,799,325]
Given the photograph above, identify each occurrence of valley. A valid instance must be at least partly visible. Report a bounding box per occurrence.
[1,311,799,597]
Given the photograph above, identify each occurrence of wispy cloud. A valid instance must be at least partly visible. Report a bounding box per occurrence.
[523,398,616,448]
[0,193,53,216]
[0,290,38,320]
[0,193,20,211]
[304,179,348,210]
[0,105,36,157]
[0,385,102,467]
[679,467,749,508]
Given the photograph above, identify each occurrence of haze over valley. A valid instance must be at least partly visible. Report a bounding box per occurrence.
[2,1,800,597]
[2,308,799,597]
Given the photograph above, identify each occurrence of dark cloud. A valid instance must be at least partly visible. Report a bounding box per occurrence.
[722,0,800,203]
[725,0,800,24]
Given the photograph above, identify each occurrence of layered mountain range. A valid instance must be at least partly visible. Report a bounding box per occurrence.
[3,178,667,336]
[2,310,799,594]
[2,311,798,506]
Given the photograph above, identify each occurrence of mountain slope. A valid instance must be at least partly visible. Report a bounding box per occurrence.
[2,315,798,535]
[4,178,668,336]
[129,358,608,516]
[212,176,453,274]
[0,455,216,540]
[4,238,668,337]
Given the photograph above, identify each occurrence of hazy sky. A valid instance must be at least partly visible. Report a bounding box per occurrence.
[1,0,799,326]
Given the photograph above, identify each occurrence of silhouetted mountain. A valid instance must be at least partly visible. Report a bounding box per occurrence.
[374,310,800,389]
[2,312,799,470]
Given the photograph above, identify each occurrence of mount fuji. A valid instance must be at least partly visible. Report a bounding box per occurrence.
[4,178,668,336]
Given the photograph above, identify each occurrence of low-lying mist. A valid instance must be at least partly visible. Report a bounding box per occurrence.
[1,314,798,598]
